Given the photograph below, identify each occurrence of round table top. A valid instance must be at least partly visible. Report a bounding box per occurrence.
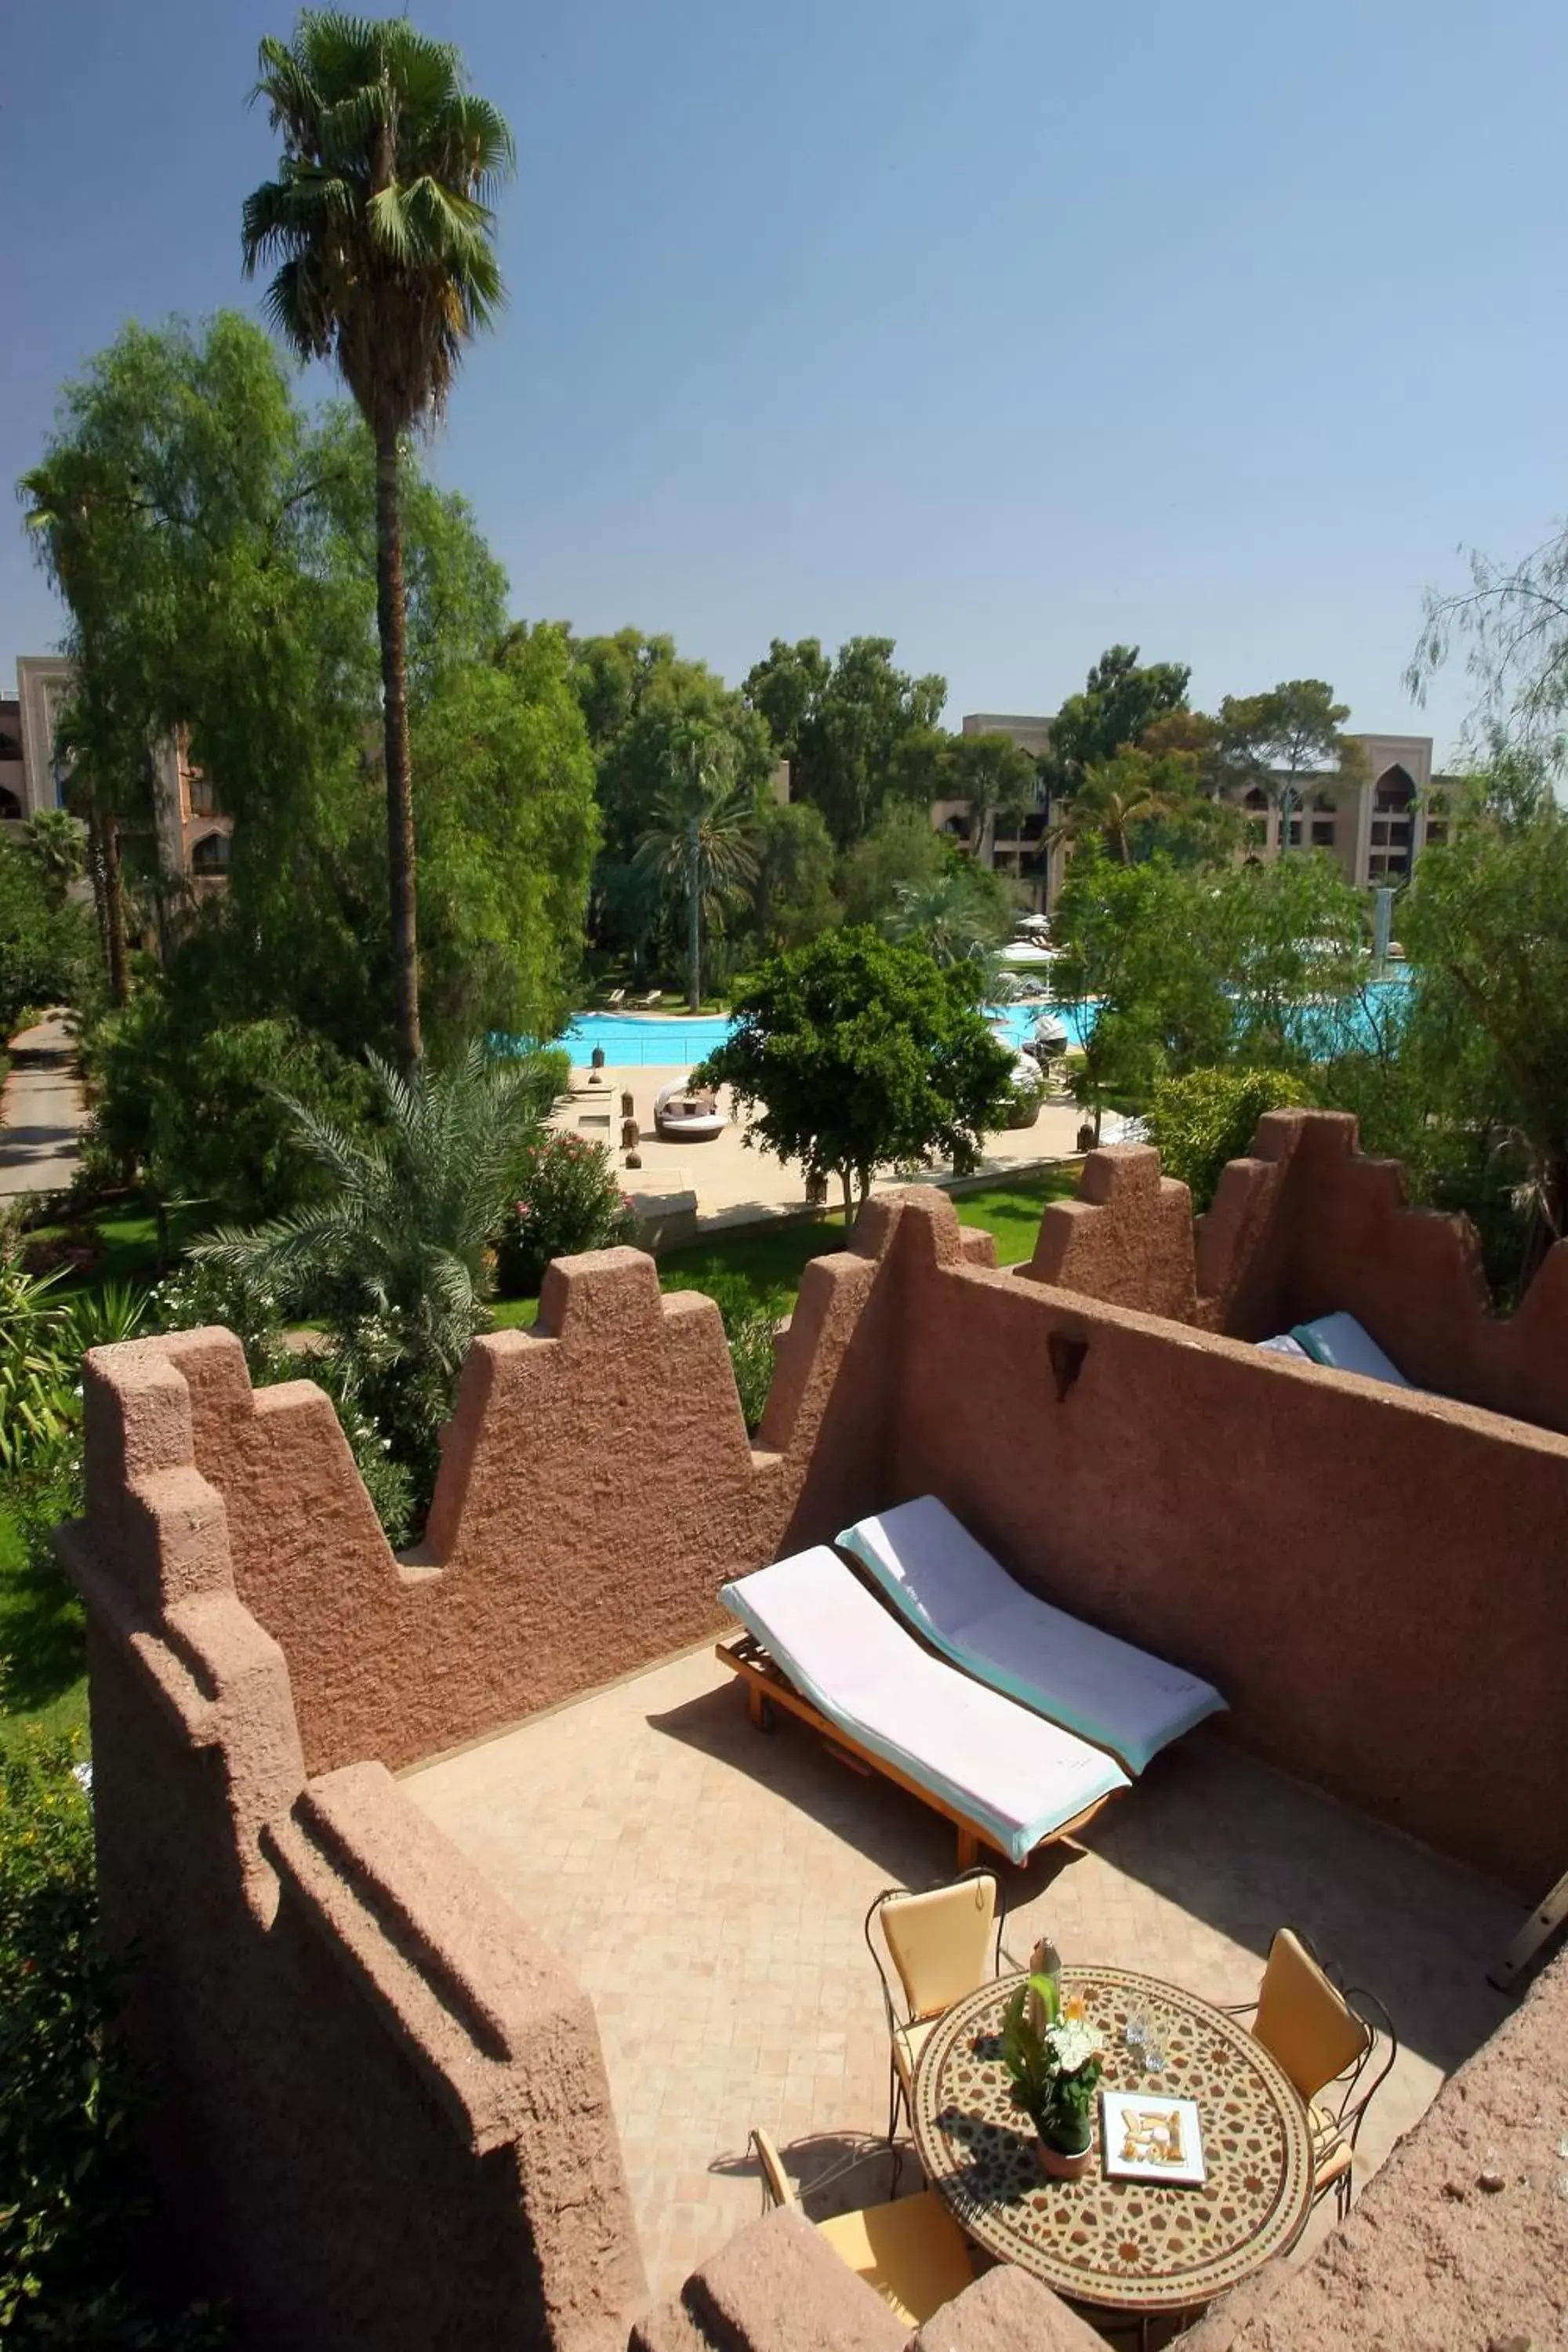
[910,1963,1315,2314]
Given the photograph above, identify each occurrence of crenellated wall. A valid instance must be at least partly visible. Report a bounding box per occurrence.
[64,1177,1568,2346]
[147,1232,935,1777]
[1022,1111,1568,1433]
[62,1338,648,2352]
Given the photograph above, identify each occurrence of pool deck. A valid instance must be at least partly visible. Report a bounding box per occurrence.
[552,1064,1087,1226]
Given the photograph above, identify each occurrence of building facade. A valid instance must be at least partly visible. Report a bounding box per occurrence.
[2,655,233,895]
[931,715,1459,913]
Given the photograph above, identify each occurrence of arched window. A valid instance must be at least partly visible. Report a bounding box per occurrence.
[1243,787,1269,811]
[0,785,20,822]
[1374,764,1415,811]
[191,830,231,874]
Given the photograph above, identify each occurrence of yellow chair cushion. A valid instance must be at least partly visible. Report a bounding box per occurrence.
[1253,1929,1369,2102]
[880,1877,997,2021]
[818,2190,975,2327]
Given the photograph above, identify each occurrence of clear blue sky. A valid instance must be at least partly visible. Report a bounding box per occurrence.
[3,0,1563,760]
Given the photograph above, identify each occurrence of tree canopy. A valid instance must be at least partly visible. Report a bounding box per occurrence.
[1041,645,1191,800]
[695,929,1015,1222]
[745,636,947,848]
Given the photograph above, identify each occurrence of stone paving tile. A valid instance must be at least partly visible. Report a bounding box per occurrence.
[403,1645,1519,2307]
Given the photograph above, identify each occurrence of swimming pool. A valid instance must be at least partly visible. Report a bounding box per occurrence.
[553,1002,1094,1069]
[539,973,1413,1070]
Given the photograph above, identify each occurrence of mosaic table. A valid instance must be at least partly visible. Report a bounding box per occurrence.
[910,1964,1314,2316]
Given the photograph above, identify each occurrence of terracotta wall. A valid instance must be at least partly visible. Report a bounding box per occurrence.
[154,1235,927,1777]
[64,1340,648,2352]
[890,1191,1568,1896]
[1023,1112,1568,1435]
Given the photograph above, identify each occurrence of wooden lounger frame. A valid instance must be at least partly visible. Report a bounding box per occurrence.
[715,1632,1118,1871]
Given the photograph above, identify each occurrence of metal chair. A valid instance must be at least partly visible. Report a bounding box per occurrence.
[864,1865,1008,2192]
[1229,1926,1396,2217]
[750,2128,975,2328]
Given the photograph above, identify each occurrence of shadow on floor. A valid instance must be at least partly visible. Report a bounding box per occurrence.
[647,1681,1518,2079]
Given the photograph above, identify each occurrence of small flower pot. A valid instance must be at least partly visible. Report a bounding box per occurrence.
[1037,2128,1095,2180]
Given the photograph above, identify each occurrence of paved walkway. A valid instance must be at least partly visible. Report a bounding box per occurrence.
[405,1645,1518,2303]
[0,1009,86,1200]
[553,1063,1087,1228]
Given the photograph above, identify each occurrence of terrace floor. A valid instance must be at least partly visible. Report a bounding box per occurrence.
[402,1645,1520,2308]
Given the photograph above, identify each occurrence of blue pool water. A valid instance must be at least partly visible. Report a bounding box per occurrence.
[555,1002,1093,1069]
[548,972,1414,1069]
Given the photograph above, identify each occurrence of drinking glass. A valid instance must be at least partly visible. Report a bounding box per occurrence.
[1142,2038,1167,2076]
[1123,2011,1148,2054]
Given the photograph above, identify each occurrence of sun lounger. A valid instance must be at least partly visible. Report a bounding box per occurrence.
[717,1546,1128,1866]
[1284,1312,1415,1389]
[604,987,626,1007]
[637,989,662,1007]
[836,1497,1225,1776]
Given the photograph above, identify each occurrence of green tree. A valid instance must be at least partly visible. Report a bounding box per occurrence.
[244,12,516,1065]
[745,637,947,848]
[1400,791,1568,1263]
[945,731,1040,868]
[1049,750,1178,866]
[0,837,100,1038]
[695,929,1015,1225]
[748,800,838,955]
[1041,645,1191,800]
[412,622,600,1051]
[195,1040,556,1508]
[1408,525,1568,773]
[16,811,85,909]
[633,727,760,1011]
[836,804,948,927]
[1217,680,1367,834]
[884,863,1012,967]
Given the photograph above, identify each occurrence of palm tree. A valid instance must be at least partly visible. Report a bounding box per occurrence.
[1048,754,1176,866]
[194,1040,550,1359]
[884,868,1004,967]
[18,810,87,909]
[635,729,759,1011]
[242,15,515,1066]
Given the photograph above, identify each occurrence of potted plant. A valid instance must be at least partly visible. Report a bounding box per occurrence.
[1001,1974,1103,2179]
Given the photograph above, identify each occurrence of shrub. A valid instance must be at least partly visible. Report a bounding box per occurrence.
[660,1269,788,1434]
[0,1731,228,2346]
[147,1260,416,1548]
[1145,1066,1308,1210]
[494,1134,635,1298]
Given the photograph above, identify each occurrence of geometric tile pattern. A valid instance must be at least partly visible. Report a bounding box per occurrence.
[403,1646,1519,2303]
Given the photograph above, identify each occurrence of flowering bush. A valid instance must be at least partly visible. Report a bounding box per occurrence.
[494,1134,636,1298]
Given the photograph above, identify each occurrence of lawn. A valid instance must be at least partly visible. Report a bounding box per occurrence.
[0,1499,89,1756]
[490,1165,1076,1327]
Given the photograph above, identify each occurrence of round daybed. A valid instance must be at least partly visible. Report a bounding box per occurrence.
[654,1081,727,1142]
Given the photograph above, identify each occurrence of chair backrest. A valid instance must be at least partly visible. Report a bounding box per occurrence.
[1252,1928,1370,2101]
[750,2126,797,2211]
[877,1874,997,2021]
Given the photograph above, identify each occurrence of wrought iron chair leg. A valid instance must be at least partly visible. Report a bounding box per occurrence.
[887,2056,905,2196]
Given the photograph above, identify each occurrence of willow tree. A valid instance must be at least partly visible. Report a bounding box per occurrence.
[242,13,514,1064]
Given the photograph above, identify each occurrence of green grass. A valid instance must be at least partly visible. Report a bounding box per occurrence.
[0,1500,89,1755]
[23,1199,207,1302]
[491,1167,1079,1326]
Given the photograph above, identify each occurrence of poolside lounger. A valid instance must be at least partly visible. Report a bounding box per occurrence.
[836,1497,1225,1777]
[717,1547,1128,1867]
[1286,1312,1415,1389]
[604,987,626,1007]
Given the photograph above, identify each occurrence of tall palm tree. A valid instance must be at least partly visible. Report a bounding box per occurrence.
[635,729,759,1011]
[242,14,515,1066]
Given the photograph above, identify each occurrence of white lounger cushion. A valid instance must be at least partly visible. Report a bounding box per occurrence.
[837,1497,1225,1776]
[1290,1312,1415,1389]
[720,1547,1127,1864]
